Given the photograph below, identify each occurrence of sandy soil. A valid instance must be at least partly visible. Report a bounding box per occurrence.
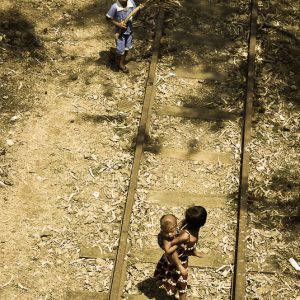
[0,0,299,299]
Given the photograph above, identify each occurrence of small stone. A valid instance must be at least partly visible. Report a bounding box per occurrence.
[10,115,19,122]
[6,139,14,146]
[40,231,52,238]
[70,72,78,81]
[3,179,13,186]
[84,154,97,161]
[282,126,290,132]
[92,191,100,199]
[110,134,120,142]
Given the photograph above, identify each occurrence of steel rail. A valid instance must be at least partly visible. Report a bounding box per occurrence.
[109,8,165,300]
[232,0,258,299]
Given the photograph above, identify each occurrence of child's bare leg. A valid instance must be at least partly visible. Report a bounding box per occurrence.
[170,251,188,276]
[124,50,128,64]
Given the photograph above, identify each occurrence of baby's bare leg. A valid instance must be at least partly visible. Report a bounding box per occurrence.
[179,292,187,300]
[170,251,188,276]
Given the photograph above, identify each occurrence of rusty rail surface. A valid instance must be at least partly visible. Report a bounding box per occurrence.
[232,0,258,299]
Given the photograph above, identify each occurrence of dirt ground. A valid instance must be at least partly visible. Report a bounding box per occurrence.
[0,0,154,298]
[0,0,299,299]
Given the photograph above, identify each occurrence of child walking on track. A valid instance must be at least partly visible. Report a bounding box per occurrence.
[157,214,188,276]
[154,206,207,300]
[106,0,144,73]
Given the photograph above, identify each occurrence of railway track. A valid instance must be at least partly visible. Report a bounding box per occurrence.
[66,0,282,299]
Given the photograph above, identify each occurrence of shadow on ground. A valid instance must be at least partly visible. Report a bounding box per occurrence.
[136,277,177,300]
[0,8,44,58]
[144,135,163,154]
[57,0,111,27]
[80,113,126,123]
[97,49,119,72]
[0,8,46,130]
[255,2,300,107]
[248,165,300,232]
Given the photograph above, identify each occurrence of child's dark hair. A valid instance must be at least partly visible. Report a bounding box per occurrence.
[185,206,207,230]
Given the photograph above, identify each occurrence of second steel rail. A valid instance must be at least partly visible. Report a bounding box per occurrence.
[232,0,258,299]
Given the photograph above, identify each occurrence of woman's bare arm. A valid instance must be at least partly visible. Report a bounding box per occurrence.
[170,231,189,246]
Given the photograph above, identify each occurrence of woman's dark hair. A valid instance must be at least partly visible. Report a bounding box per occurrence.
[185,206,207,230]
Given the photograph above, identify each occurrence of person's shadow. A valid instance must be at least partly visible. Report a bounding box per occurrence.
[97,48,118,72]
[97,47,139,72]
[136,278,177,300]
